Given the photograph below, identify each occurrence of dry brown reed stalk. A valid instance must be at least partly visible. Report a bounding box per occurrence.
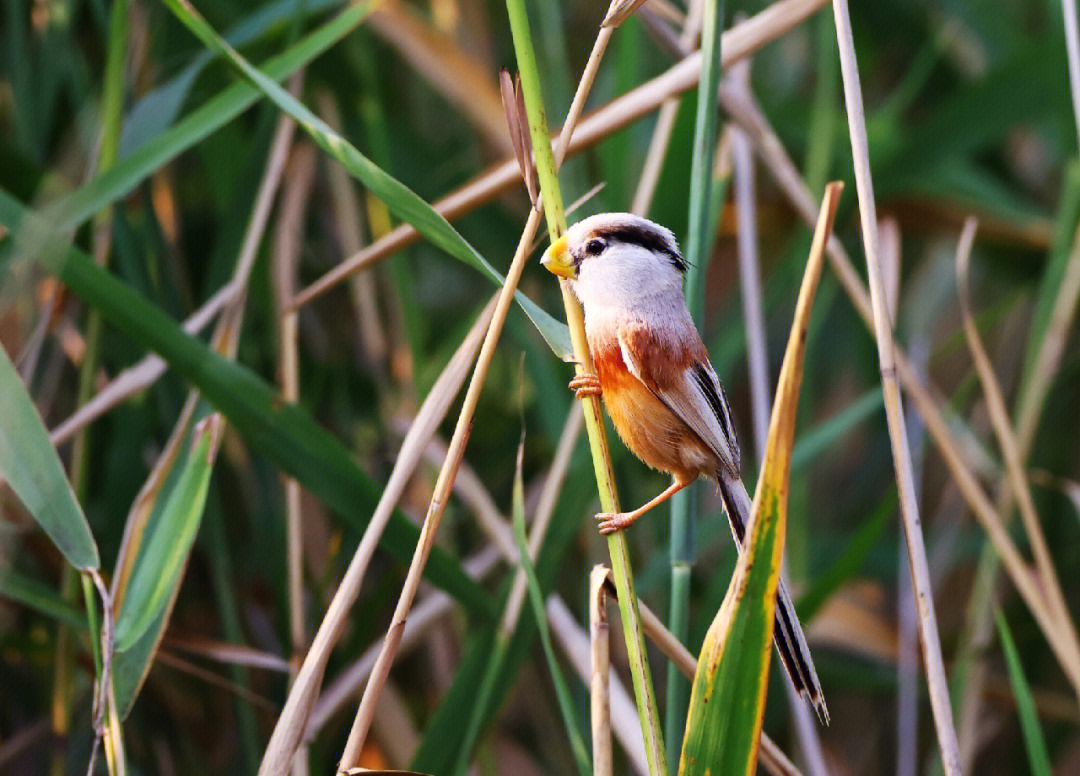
[595,570,803,776]
[884,217,921,776]
[631,0,703,215]
[546,592,648,774]
[720,72,1080,704]
[334,16,624,765]
[256,295,497,776]
[272,143,318,776]
[318,93,388,366]
[831,1,962,771]
[335,216,538,767]
[589,567,613,776]
[731,58,770,463]
[289,0,831,311]
[956,218,1077,654]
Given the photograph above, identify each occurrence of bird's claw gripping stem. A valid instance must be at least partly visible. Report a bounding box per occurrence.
[568,373,602,400]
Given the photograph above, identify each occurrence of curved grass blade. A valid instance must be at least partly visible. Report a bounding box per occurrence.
[0,191,490,615]
[114,414,221,651]
[0,343,99,570]
[995,611,1053,776]
[680,182,840,776]
[157,0,572,360]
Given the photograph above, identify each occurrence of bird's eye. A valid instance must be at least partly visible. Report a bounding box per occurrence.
[584,238,605,256]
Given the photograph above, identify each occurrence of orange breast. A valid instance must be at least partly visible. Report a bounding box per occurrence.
[593,344,711,481]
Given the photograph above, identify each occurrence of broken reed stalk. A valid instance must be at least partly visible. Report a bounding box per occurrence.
[830,0,962,772]
[595,569,803,776]
[288,0,831,311]
[590,567,614,776]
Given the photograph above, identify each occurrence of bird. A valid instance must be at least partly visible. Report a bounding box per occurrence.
[540,212,827,723]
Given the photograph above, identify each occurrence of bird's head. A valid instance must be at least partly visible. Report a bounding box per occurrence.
[540,213,686,311]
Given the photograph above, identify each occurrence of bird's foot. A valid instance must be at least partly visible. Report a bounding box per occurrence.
[569,373,602,400]
[594,511,638,535]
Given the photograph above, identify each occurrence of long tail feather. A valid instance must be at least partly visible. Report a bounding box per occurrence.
[716,473,829,724]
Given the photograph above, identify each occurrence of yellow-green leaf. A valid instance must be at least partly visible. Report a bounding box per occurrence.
[679,182,841,776]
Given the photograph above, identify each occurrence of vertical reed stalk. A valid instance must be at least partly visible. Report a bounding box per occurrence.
[665,0,724,765]
[831,1,962,771]
[506,0,666,771]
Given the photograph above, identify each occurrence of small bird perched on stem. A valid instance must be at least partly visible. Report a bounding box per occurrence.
[541,212,827,723]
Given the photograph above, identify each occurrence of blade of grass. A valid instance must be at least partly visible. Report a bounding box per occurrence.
[995,611,1053,776]
[117,0,344,155]
[113,414,220,651]
[511,441,591,776]
[156,0,572,360]
[831,2,962,770]
[41,0,376,235]
[0,343,99,571]
[679,182,837,776]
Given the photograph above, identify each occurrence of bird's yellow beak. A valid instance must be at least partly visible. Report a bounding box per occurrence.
[540,235,575,279]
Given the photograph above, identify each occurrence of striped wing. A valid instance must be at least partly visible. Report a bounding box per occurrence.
[616,325,741,478]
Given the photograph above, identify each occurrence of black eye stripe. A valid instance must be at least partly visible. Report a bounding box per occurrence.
[585,224,686,272]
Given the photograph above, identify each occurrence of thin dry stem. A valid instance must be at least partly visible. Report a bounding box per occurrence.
[718,64,1080,700]
[731,58,770,463]
[956,217,1080,692]
[272,143,317,776]
[336,212,541,767]
[589,567,614,776]
[832,1,961,771]
[256,295,497,776]
[303,547,502,738]
[273,144,316,656]
[289,0,831,311]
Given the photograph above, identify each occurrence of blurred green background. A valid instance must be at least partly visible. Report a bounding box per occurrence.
[2,0,1080,773]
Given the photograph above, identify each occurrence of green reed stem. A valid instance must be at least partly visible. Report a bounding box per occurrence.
[504,0,666,772]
